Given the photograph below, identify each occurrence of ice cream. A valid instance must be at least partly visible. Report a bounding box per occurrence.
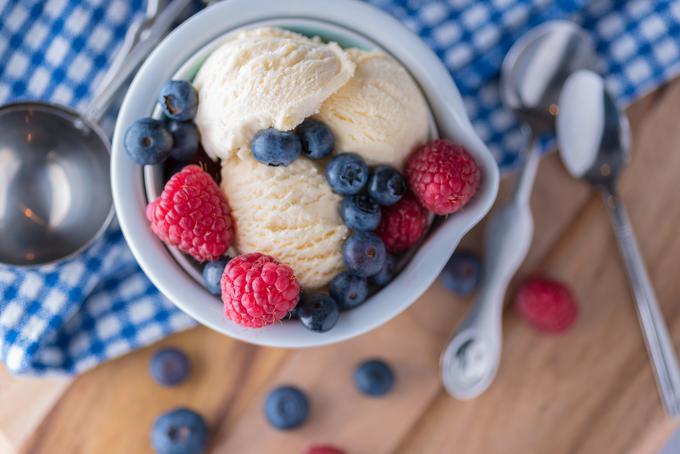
[193,27,431,289]
[194,28,355,160]
[221,154,348,289]
[314,49,430,170]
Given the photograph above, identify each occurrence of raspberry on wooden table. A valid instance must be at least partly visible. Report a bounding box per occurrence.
[146,165,234,262]
[221,253,300,328]
[375,192,428,254]
[406,139,480,215]
[306,446,345,454]
[515,277,579,334]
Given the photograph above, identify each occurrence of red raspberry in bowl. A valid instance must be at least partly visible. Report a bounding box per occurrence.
[147,165,234,262]
[375,192,428,254]
[515,277,578,334]
[221,253,300,328]
[406,139,480,215]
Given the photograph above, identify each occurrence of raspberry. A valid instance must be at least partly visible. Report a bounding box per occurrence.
[515,277,578,334]
[406,139,480,215]
[375,193,428,253]
[306,446,345,454]
[221,253,300,328]
[146,165,234,262]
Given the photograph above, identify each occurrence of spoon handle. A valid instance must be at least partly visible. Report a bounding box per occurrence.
[602,190,680,417]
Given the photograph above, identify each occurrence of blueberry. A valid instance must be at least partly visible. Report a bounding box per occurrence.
[149,347,191,387]
[151,407,208,454]
[343,232,386,277]
[330,272,368,310]
[441,251,482,296]
[370,254,396,287]
[166,161,188,181]
[158,80,198,121]
[124,118,173,165]
[326,153,368,195]
[340,195,381,231]
[167,121,199,162]
[368,165,406,206]
[354,359,395,397]
[251,128,302,166]
[264,386,309,430]
[297,293,340,332]
[296,118,334,159]
[202,259,229,295]
[287,306,299,319]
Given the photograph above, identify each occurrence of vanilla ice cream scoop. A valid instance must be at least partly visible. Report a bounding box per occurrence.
[194,28,355,160]
[221,154,348,289]
[315,49,430,170]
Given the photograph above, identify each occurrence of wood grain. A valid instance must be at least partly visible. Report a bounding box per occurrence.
[2,79,680,454]
[0,368,68,454]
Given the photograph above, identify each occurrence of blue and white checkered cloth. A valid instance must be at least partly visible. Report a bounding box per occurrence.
[2,0,680,375]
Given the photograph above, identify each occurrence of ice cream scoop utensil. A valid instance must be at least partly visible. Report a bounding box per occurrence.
[0,0,192,267]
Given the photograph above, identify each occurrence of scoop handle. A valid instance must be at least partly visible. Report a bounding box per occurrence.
[603,190,680,417]
[84,0,193,123]
[92,13,149,100]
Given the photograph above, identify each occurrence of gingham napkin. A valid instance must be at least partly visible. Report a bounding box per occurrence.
[0,0,198,375]
[1,0,680,375]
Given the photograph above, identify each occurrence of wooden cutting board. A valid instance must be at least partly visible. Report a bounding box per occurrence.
[3,79,680,454]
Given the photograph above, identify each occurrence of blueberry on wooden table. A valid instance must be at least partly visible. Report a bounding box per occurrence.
[149,347,190,387]
[354,358,395,397]
[440,251,482,296]
[264,385,310,430]
[151,407,208,454]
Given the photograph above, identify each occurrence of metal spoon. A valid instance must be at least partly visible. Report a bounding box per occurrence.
[557,70,680,417]
[440,21,598,399]
[0,0,192,267]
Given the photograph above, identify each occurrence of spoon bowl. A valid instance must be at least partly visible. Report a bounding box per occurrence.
[500,21,598,133]
[556,70,631,189]
[0,102,112,267]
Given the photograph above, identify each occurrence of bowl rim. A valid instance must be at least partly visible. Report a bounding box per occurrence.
[111,0,499,348]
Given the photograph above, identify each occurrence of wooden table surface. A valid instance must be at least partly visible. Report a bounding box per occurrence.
[3,79,680,454]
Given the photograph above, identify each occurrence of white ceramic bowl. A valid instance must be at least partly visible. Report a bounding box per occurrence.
[111,0,499,348]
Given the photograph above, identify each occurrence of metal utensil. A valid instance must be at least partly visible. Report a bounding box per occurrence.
[557,70,680,417]
[0,0,192,267]
[440,21,598,399]
[94,0,162,98]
